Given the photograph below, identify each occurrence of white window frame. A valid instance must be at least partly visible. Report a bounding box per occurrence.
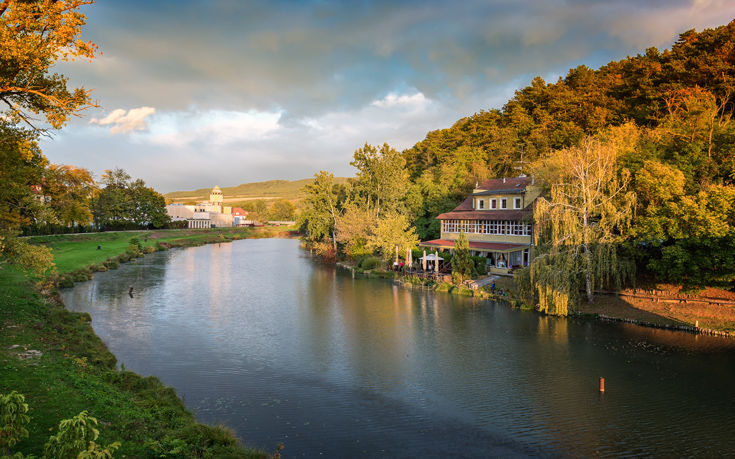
[501,198,507,209]
[478,199,484,210]
[514,197,522,209]
[490,198,497,209]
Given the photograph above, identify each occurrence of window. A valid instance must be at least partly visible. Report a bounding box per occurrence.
[514,197,522,209]
[490,199,497,209]
[478,199,484,210]
[501,198,507,209]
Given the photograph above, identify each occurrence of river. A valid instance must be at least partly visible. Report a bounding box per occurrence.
[61,238,735,457]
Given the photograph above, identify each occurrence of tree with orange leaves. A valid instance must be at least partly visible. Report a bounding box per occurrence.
[0,0,98,131]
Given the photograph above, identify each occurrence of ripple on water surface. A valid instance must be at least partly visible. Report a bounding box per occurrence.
[62,239,735,458]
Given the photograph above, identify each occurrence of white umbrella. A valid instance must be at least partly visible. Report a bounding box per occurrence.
[408,248,413,268]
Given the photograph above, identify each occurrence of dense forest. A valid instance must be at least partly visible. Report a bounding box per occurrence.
[300,20,735,312]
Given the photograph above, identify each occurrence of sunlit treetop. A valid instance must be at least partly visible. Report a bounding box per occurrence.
[0,0,99,131]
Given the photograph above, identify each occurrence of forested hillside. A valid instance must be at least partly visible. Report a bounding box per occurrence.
[299,20,735,309]
[399,20,735,295]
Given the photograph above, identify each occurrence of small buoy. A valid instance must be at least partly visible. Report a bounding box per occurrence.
[599,377,605,393]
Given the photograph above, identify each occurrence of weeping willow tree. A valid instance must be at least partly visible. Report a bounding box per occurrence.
[530,136,636,315]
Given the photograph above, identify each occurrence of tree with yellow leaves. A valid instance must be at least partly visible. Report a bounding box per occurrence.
[530,135,636,315]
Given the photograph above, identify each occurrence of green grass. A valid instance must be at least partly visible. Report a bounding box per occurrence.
[0,228,293,457]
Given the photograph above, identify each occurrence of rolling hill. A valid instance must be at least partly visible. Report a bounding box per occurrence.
[165,177,350,204]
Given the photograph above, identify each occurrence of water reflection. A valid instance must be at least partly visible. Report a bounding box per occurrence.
[62,239,735,458]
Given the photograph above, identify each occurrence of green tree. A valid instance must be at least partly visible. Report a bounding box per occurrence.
[128,179,169,228]
[365,213,419,261]
[44,164,97,227]
[268,199,295,221]
[450,231,474,285]
[91,169,168,229]
[530,135,636,315]
[299,171,342,251]
[350,143,407,217]
[0,391,30,454]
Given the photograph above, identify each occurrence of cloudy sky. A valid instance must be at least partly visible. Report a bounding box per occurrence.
[42,0,735,192]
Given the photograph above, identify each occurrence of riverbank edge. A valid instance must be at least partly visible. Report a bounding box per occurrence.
[335,261,734,339]
[3,228,288,457]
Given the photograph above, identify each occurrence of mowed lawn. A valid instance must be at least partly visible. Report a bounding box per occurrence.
[28,227,292,274]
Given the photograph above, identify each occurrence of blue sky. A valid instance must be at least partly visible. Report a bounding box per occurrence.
[41,0,735,192]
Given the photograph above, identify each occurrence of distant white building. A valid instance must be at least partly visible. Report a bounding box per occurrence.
[166,186,234,229]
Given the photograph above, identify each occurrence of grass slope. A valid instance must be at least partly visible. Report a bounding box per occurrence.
[165,177,349,202]
[1,229,289,457]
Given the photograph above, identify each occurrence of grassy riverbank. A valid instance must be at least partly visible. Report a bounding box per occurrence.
[1,228,290,457]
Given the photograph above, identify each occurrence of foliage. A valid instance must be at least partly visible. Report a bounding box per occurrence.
[530,134,636,315]
[349,143,408,217]
[365,213,419,261]
[0,0,98,131]
[91,169,170,229]
[450,231,474,285]
[358,256,382,270]
[44,410,102,458]
[298,171,343,250]
[0,391,30,452]
[1,234,54,276]
[267,199,295,221]
[335,200,375,259]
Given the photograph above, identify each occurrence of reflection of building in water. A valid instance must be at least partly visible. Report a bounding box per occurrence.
[166,186,238,229]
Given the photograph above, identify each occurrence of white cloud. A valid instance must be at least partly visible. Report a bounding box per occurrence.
[90,106,156,133]
[142,109,282,147]
[371,92,428,109]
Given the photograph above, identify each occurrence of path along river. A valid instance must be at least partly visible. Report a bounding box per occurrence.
[61,238,735,458]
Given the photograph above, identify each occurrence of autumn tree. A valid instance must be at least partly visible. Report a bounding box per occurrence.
[365,213,419,262]
[530,135,636,315]
[335,199,375,259]
[0,0,98,131]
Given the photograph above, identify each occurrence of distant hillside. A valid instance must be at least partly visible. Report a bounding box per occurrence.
[165,177,349,204]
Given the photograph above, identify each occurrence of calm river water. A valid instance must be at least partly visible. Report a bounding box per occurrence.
[61,238,735,457]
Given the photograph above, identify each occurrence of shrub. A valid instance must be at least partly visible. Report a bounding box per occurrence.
[359,256,381,270]
[45,410,121,459]
[72,271,91,282]
[104,259,120,269]
[144,246,156,254]
[58,276,75,288]
[0,391,31,451]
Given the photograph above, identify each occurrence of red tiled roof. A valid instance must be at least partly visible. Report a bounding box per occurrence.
[476,176,533,191]
[420,239,529,251]
[231,207,248,216]
[436,209,533,221]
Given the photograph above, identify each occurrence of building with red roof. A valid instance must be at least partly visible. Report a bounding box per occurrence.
[420,175,541,273]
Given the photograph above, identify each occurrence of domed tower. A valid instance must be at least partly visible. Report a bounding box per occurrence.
[209,186,223,206]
